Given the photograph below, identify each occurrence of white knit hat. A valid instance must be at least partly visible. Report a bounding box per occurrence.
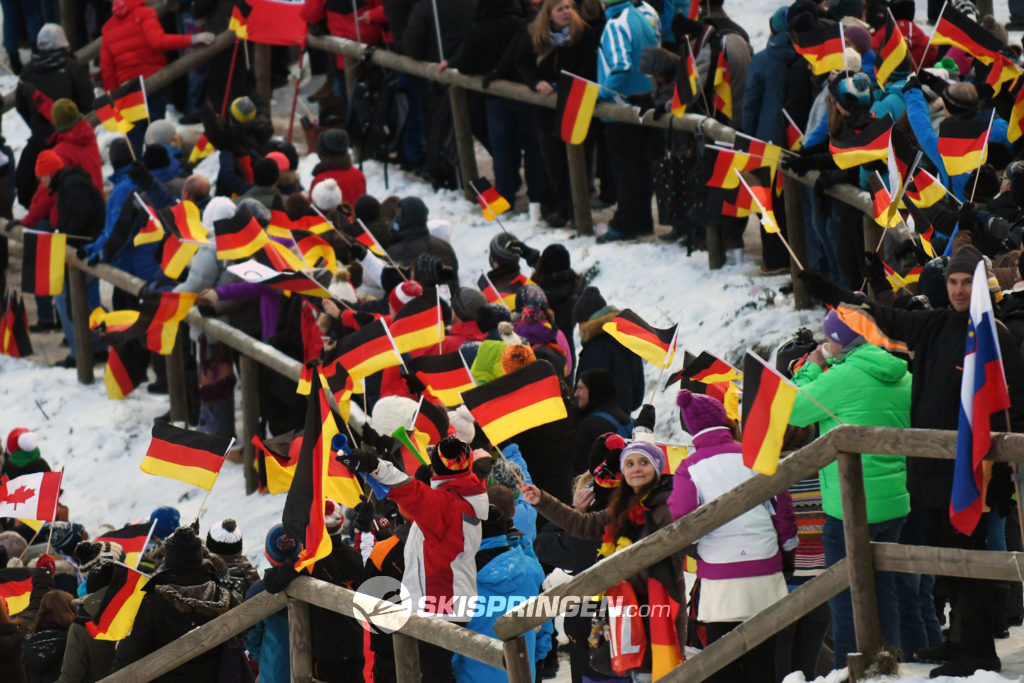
[202,197,237,232]
[371,396,419,437]
[311,179,343,212]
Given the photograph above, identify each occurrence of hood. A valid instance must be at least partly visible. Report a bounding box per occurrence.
[579,309,619,344]
[52,116,93,146]
[514,320,556,345]
[471,339,508,384]
[476,539,537,592]
[151,579,231,617]
[433,472,490,519]
[840,341,908,383]
[108,164,131,184]
[113,0,146,19]
[28,47,73,72]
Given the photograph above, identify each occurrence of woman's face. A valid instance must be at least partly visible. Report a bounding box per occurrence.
[574,380,590,409]
[622,453,656,491]
[551,0,573,29]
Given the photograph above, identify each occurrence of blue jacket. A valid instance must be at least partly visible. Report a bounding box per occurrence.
[501,443,539,546]
[452,535,549,683]
[88,165,137,261]
[109,166,179,282]
[597,2,658,101]
[742,32,797,143]
[244,581,290,683]
[904,88,1008,200]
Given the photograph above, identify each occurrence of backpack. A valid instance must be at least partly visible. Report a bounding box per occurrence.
[590,411,634,439]
[347,66,410,168]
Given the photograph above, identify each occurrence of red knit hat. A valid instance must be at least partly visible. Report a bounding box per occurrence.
[388,281,423,313]
[35,150,64,178]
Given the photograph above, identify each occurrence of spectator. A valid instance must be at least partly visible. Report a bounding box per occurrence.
[530,244,584,360]
[1,595,27,683]
[386,196,458,274]
[236,158,282,212]
[572,286,645,414]
[205,518,260,600]
[310,130,366,207]
[3,428,50,479]
[22,589,75,683]
[573,368,631,472]
[18,86,103,196]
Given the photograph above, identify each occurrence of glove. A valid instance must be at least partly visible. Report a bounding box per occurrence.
[780,153,815,175]
[264,564,300,593]
[360,424,381,450]
[353,498,376,533]
[338,447,379,473]
[986,462,1014,517]
[813,172,830,195]
[863,251,886,289]
[509,240,540,267]
[349,240,368,261]
[957,204,978,231]
[83,242,103,265]
[191,32,215,46]
[796,269,862,306]
[481,71,498,89]
[901,74,922,93]
[128,160,154,189]
[402,369,427,396]
[634,404,656,432]
[628,91,656,117]
[17,80,37,101]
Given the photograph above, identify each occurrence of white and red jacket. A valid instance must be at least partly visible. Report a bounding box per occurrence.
[368,459,489,622]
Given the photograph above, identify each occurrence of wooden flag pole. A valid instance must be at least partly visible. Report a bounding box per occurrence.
[18,524,46,562]
[287,52,305,142]
[649,327,680,404]
[916,1,945,74]
[356,218,410,280]
[429,0,445,62]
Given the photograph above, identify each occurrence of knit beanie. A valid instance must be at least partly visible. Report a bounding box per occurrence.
[41,521,85,555]
[206,518,243,556]
[265,151,290,172]
[51,98,81,132]
[142,143,170,171]
[388,280,423,313]
[489,233,520,267]
[34,150,64,178]
[537,244,571,274]
[108,138,133,170]
[317,129,350,157]
[618,440,666,478]
[677,389,730,434]
[448,405,477,444]
[253,158,280,187]
[515,284,548,315]
[149,506,181,539]
[163,526,203,571]
[966,165,1000,204]
[354,194,382,223]
[230,96,257,123]
[144,119,177,147]
[770,6,789,33]
[843,24,872,54]
[945,244,983,278]
[202,197,236,232]
[5,428,40,468]
[74,540,126,573]
[265,524,298,566]
[489,456,524,490]
[396,197,429,229]
[823,309,860,347]
[324,499,344,534]
[36,23,69,51]
[432,436,473,476]
[572,286,607,325]
[831,72,873,110]
[941,82,978,115]
[890,0,915,20]
[311,178,344,212]
[452,287,487,322]
[787,0,819,32]
[501,345,536,374]
[477,303,513,333]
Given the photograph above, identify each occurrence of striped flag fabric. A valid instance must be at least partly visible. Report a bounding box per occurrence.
[104,341,150,400]
[141,292,197,355]
[319,358,354,421]
[473,177,511,221]
[983,53,1022,96]
[707,146,743,189]
[557,73,599,145]
[160,235,199,280]
[682,351,743,383]
[904,198,938,258]
[1009,81,1024,143]
[95,522,155,569]
[951,259,1011,535]
[711,45,732,120]
[1,292,32,358]
[95,93,133,134]
[336,318,403,380]
[875,11,910,87]
[188,133,215,165]
[85,564,149,640]
[835,303,910,354]
[267,199,294,239]
[938,115,992,177]
[140,422,233,489]
[647,573,684,679]
[294,231,337,273]
[133,200,166,247]
[296,364,314,395]
[390,293,444,354]
[904,265,923,285]
[294,212,333,236]
[461,361,568,445]
[260,239,309,272]
[783,109,803,151]
[602,309,678,368]
[226,259,332,298]
[21,231,66,296]
[0,471,62,520]
[229,3,249,39]
[112,76,148,123]
[792,24,845,75]
[867,172,902,229]
[903,168,948,208]
[479,273,508,309]
[159,201,208,244]
[882,260,910,291]
[741,351,798,475]
[354,219,387,257]
[89,307,146,344]
[413,397,451,446]
[408,352,476,406]
[672,40,699,117]
[736,167,780,233]
[215,206,270,260]
[253,431,301,494]
[932,3,1002,64]
[0,568,36,615]
[829,115,893,169]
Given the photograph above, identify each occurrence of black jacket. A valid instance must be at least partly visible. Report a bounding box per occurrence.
[575,310,645,414]
[16,49,94,140]
[511,23,601,88]
[533,269,584,360]
[22,627,68,683]
[51,167,105,246]
[0,621,27,683]
[447,0,526,75]
[386,222,458,275]
[402,0,477,63]
[308,537,367,666]
[575,402,629,475]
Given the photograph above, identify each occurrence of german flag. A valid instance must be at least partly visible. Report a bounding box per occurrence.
[159,201,208,244]
[262,272,332,298]
[904,265,923,284]
[741,351,798,475]
[392,425,431,473]
[646,572,684,680]
[160,235,199,280]
[903,168,948,208]
[480,273,507,309]
[133,201,165,247]
[112,77,148,123]
[294,212,333,235]
[413,395,451,445]
[261,239,308,272]
[602,309,678,368]
[95,93,133,134]
[882,260,910,291]
[932,4,1001,64]
[736,167,779,233]
[557,73,599,145]
[0,568,36,616]
[0,292,32,358]
[707,146,741,189]
[408,352,476,406]
[867,172,902,229]
[983,53,1022,96]
[283,372,336,571]
[253,431,300,494]
[733,135,782,172]
[188,133,215,165]
[792,24,845,75]
[683,351,742,383]
[141,292,197,355]
[904,199,937,258]
[21,231,66,296]
[462,361,568,445]
[473,177,511,221]
[297,364,314,395]
[783,109,803,151]
[319,357,354,421]
[938,115,992,177]
[229,3,249,40]
[390,294,443,354]
[295,230,337,273]
[355,220,387,257]
[140,422,233,489]
[875,12,910,87]
[1009,81,1024,143]
[85,564,149,640]
[829,115,893,169]
[267,199,293,239]
[324,440,364,508]
[215,206,270,260]
[95,522,155,568]
[712,46,732,120]
[672,40,699,117]
[89,307,146,344]
[336,318,402,380]
[104,340,149,400]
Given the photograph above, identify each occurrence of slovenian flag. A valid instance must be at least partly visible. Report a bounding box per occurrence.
[951,259,1011,535]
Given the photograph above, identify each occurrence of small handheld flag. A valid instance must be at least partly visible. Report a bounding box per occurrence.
[472,177,511,221]
[21,231,66,296]
[0,471,62,521]
[672,40,699,117]
[85,564,149,640]
[461,361,568,445]
[557,73,599,145]
[602,309,678,368]
[741,351,798,475]
[140,423,233,489]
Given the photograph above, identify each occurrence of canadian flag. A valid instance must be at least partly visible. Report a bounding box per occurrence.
[0,471,62,521]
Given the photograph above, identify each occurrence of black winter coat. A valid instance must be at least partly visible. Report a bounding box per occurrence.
[511,24,601,88]
[575,310,645,414]
[308,537,367,666]
[16,49,94,140]
[575,401,629,474]
[402,0,477,62]
[1,621,27,683]
[51,167,104,247]
[447,0,525,75]
[533,270,584,361]
[22,627,68,683]
[386,222,458,275]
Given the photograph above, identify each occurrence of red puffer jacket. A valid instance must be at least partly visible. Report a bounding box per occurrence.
[31,90,105,197]
[302,0,389,67]
[100,0,193,91]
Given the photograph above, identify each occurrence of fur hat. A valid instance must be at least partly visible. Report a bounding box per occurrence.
[206,518,243,556]
[253,158,280,187]
[317,129,350,157]
[677,389,730,435]
[618,441,666,478]
[0,530,27,562]
[371,395,420,436]
[51,98,81,132]
[941,82,978,115]
[572,286,607,325]
[311,178,343,212]
[36,23,69,51]
[501,344,536,374]
[945,244,983,278]
[324,499,344,534]
[448,405,477,444]
[265,524,298,566]
[432,436,473,476]
[149,506,181,539]
[34,150,64,178]
[230,96,257,123]
[489,233,520,267]
[389,280,423,313]
[823,309,860,347]
[163,526,203,571]
[452,287,487,322]
[108,138,133,170]
[144,119,177,147]
[74,541,126,572]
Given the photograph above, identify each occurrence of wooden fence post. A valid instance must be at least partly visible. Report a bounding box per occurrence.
[288,598,313,682]
[783,175,811,309]
[59,0,79,49]
[706,224,725,270]
[240,355,260,494]
[67,267,93,384]
[837,451,897,681]
[255,44,272,111]
[166,329,189,424]
[448,85,479,201]
[503,636,533,683]
[565,143,593,235]
[393,632,421,683]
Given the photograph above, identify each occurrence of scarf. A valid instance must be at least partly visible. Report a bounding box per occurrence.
[549,27,571,47]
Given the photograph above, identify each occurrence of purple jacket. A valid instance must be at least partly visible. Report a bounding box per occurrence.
[215,282,282,341]
[668,427,797,580]
[512,321,573,376]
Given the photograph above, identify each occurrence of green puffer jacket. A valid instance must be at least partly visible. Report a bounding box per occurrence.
[789,341,911,523]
